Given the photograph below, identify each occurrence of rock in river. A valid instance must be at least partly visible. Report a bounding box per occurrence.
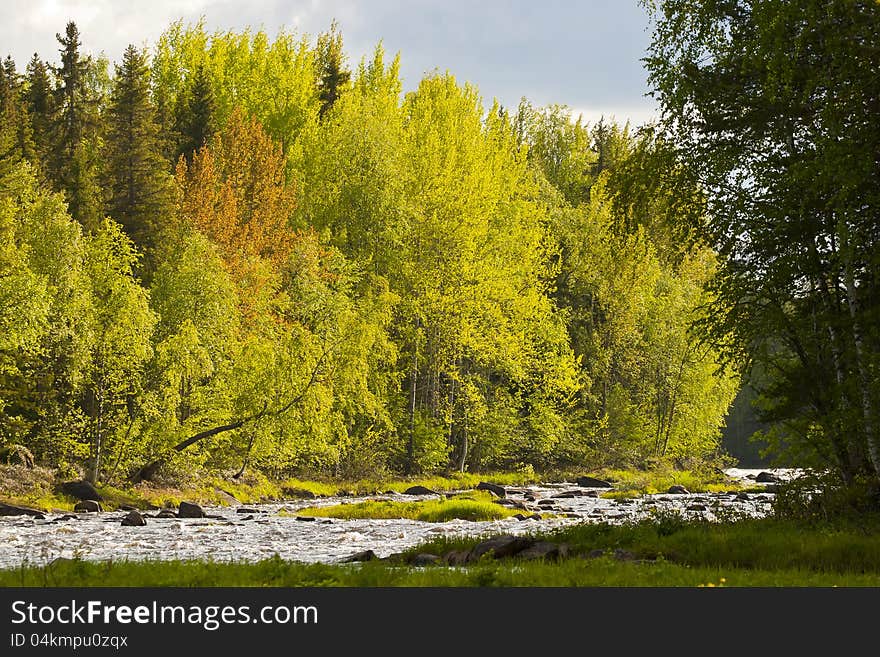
[74,500,102,513]
[402,485,439,496]
[476,481,506,498]
[121,510,146,527]
[576,476,613,488]
[667,485,690,494]
[0,502,45,518]
[756,471,782,483]
[178,501,206,518]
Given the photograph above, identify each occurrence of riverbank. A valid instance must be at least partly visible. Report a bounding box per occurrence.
[4,515,880,587]
[0,462,745,513]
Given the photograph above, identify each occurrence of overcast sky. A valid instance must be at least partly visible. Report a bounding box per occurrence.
[0,0,657,126]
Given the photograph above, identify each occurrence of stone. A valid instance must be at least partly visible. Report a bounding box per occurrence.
[537,499,557,507]
[340,550,377,563]
[512,513,528,521]
[239,515,254,521]
[121,510,146,526]
[576,476,613,488]
[497,499,531,511]
[667,485,690,494]
[476,482,506,498]
[74,500,102,513]
[118,505,136,511]
[0,502,45,518]
[528,513,543,520]
[613,549,638,561]
[59,480,103,502]
[236,508,261,514]
[53,514,78,522]
[295,516,317,522]
[410,553,440,566]
[214,488,240,504]
[518,541,568,561]
[443,550,471,566]
[552,492,576,499]
[469,535,535,561]
[756,471,781,483]
[280,486,317,499]
[687,504,707,511]
[156,509,177,518]
[402,485,440,496]
[177,501,206,518]
[735,493,751,501]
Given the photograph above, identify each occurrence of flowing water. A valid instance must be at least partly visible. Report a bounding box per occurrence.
[0,468,791,568]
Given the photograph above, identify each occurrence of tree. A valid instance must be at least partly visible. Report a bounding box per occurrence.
[26,54,54,166]
[316,21,351,119]
[104,44,173,255]
[644,0,880,486]
[174,62,216,162]
[51,21,103,229]
[0,57,36,172]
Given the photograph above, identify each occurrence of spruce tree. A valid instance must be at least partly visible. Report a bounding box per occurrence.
[174,63,216,162]
[51,21,102,229]
[316,21,350,119]
[26,54,54,165]
[105,44,173,254]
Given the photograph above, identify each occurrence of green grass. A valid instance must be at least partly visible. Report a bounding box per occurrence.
[296,491,524,522]
[4,555,880,587]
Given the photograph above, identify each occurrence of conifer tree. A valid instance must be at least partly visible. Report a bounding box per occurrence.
[26,54,54,165]
[174,63,216,163]
[316,21,350,119]
[104,44,173,253]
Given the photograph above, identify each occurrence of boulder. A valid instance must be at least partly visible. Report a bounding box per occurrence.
[667,485,690,494]
[735,492,751,501]
[476,482,506,498]
[74,500,102,513]
[59,480,103,502]
[121,510,146,526]
[518,541,568,561]
[295,516,317,522]
[756,471,781,483]
[236,508,261,514]
[0,502,45,518]
[156,509,177,519]
[280,486,317,500]
[576,476,613,488]
[512,513,528,521]
[177,501,206,518]
[687,504,707,511]
[53,514,78,522]
[410,553,440,566]
[443,550,471,566]
[402,485,440,496]
[340,550,377,563]
[528,513,543,520]
[469,535,535,561]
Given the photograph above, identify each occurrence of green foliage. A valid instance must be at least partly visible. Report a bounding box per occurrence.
[644,0,880,486]
[0,18,739,484]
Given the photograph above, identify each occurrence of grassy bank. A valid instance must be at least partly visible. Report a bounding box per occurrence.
[4,515,880,587]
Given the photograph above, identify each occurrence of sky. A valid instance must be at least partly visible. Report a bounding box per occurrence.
[0,0,658,127]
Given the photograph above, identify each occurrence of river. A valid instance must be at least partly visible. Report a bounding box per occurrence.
[0,468,789,568]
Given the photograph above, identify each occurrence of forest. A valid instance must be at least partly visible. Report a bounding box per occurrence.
[0,19,739,487]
